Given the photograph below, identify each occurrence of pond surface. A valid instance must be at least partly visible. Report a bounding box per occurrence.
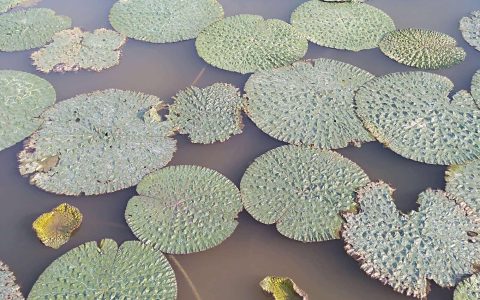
[1,0,479,299]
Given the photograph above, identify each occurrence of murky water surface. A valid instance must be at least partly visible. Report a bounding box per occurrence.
[1,0,479,299]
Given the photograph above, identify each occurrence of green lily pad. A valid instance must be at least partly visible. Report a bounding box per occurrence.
[355,71,480,165]
[31,27,126,73]
[195,14,308,74]
[28,239,177,299]
[126,165,242,254]
[342,182,480,299]
[471,70,480,107]
[1,261,23,300]
[460,11,480,52]
[109,0,223,43]
[290,1,395,51]
[244,58,374,150]
[168,83,243,144]
[379,28,465,69]
[240,145,369,242]
[0,70,56,151]
[454,273,480,300]
[0,8,71,52]
[0,0,30,13]
[18,89,176,196]
[260,276,308,300]
[446,160,480,212]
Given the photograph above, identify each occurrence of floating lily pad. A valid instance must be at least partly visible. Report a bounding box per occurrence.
[460,11,480,52]
[342,182,480,299]
[0,261,23,300]
[0,0,30,13]
[260,276,308,300]
[168,83,243,144]
[471,70,480,107]
[446,160,480,212]
[290,1,395,51]
[195,14,308,74]
[454,273,480,300]
[28,239,177,299]
[18,89,176,196]
[355,71,480,165]
[244,58,374,149]
[379,28,465,69]
[31,27,126,73]
[32,203,82,249]
[240,145,369,242]
[0,70,56,152]
[125,165,242,254]
[0,8,71,52]
[109,0,223,43]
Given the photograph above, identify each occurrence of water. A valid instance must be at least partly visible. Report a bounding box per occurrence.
[0,0,479,298]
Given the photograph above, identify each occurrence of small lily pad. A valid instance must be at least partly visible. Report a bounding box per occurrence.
[290,1,395,51]
[0,261,23,300]
[240,145,370,242]
[168,83,243,144]
[31,27,126,73]
[446,160,480,212]
[471,70,480,107]
[260,276,308,300]
[0,0,31,13]
[379,28,466,69]
[0,8,71,52]
[0,70,56,151]
[454,273,480,300]
[28,239,177,299]
[32,203,82,249]
[109,0,223,43]
[244,58,374,149]
[195,14,308,74]
[342,182,480,299]
[18,89,176,196]
[460,11,480,52]
[125,165,242,254]
[355,71,480,165]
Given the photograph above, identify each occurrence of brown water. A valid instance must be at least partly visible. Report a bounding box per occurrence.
[1,0,479,299]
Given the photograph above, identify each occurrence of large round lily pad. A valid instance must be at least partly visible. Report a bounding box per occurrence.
[379,28,466,69]
[195,14,308,74]
[28,239,177,299]
[0,70,56,152]
[168,83,244,144]
[244,58,374,150]
[109,0,223,43]
[18,89,177,196]
[31,27,126,73]
[342,182,480,299]
[454,273,480,300]
[0,8,71,52]
[126,165,242,254]
[290,1,395,51]
[446,160,480,212]
[355,71,480,165]
[0,261,23,300]
[460,11,480,52]
[240,145,370,242]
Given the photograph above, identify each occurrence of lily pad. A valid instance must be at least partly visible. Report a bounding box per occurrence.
[460,11,480,51]
[0,261,23,300]
[290,1,395,51]
[446,160,480,212]
[471,70,480,107]
[0,70,56,151]
[125,165,242,254]
[355,71,480,165]
[244,58,374,150]
[109,0,223,43]
[18,89,176,196]
[454,273,480,300]
[28,239,177,299]
[32,203,82,249]
[260,276,308,300]
[0,8,71,52]
[240,145,369,242]
[31,27,126,73]
[195,14,308,74]
[342,182,480,299]
[0,0,30,13]
[379,28,465,69]
[168,83,243,144]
